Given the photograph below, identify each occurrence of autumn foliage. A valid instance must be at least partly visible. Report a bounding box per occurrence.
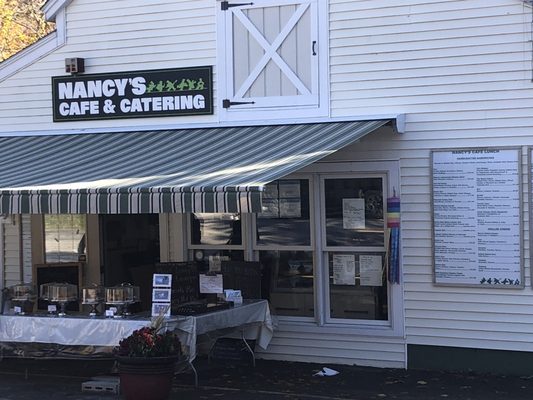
[0,0,54,62]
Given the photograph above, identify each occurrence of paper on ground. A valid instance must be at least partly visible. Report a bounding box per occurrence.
[314,367,340,377]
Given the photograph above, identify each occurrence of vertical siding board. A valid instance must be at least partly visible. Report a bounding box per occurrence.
[264,6,281,97]
[280,5,297,96]
[247,8,265,98]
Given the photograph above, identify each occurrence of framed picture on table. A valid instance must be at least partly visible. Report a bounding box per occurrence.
[153,273,172,287]
[152,288,171,302]
[151,302,171,317]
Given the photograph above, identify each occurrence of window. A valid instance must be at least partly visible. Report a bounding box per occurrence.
[190,213,242,246]
[254,178,314,317]
[322,176,388,321]
[217,0,328,120]
[184,162,402,334]
[256,179,311,246]
[189,213,244,272]
[44,215,86,263]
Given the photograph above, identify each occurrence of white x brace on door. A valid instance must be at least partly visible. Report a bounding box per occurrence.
[220,0,319,110]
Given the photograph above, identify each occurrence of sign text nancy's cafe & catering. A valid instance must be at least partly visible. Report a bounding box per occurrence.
[52,66,213,122]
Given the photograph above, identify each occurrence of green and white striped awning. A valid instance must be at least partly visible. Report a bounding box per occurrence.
[0,120,390,214]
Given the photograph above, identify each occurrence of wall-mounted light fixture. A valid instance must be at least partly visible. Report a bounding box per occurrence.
[65,58,85,74]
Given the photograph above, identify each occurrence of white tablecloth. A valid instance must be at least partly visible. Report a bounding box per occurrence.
[0,315,149,347]
[0,300,273,359]
[171,300,273,360]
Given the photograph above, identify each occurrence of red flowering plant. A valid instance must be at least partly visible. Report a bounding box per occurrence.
[115,314,181,358]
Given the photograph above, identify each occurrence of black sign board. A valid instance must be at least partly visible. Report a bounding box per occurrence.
[155,262,199,313]
[221,261,261,299]
[52,66,213,122]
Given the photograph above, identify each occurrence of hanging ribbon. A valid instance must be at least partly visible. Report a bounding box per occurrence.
[387,192,401,284]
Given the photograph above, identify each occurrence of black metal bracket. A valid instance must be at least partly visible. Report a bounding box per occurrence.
[221,1,254,11]
[222,99,256,108]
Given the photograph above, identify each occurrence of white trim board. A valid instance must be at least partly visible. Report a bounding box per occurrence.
[42,0,73,21]
[0,114,406,137]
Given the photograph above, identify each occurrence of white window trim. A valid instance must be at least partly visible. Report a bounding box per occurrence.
[307,161,404,337]
[216,0,330,122]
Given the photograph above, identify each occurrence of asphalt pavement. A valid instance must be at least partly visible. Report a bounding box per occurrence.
[0,357,531,399]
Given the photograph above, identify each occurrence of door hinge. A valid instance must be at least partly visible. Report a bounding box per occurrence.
[222,99,256,108]
[221,1,254,11]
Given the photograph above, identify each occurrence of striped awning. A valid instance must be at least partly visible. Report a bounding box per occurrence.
[0,120,390,214]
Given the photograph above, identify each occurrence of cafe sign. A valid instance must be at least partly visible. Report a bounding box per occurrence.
[52,66,213,122]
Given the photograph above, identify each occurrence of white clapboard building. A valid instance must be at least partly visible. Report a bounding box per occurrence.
[1,0,533,373]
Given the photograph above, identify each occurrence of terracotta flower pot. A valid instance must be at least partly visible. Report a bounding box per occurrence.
[117,355,179,400]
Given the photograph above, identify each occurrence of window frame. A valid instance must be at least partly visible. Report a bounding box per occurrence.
[252,174,314,252]
[299,161,404,336]
[252,174,316,322]
[321,173,388,253]
[182,162,404,337]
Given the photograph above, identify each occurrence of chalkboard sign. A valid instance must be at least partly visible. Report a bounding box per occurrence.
[155,262,199,313]
[35,262,83,311]
[221,261,261,299]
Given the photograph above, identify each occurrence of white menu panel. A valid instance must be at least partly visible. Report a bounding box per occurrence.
[432,148,522,287]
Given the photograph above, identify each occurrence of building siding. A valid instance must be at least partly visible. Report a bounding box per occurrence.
[0,0,217,133]
[328,0,533,356]
[2,0,533,369]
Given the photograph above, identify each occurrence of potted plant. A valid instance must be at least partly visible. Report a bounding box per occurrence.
[115,315,182,400]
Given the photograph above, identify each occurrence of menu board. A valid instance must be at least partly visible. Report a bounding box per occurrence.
[432,148,522,287]
[155,262,199,311]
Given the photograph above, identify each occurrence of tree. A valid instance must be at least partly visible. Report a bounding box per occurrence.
[0,0,54,62]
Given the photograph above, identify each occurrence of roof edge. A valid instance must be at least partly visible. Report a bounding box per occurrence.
[0,33,58,82]
[42,0,73,22]
[0,9,66,83]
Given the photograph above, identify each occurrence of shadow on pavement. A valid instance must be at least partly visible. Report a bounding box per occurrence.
[0,357,531,399]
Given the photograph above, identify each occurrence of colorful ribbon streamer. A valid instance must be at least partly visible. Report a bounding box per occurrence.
[387,194,400,284]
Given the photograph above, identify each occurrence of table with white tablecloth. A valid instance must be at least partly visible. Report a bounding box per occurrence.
[0,300,273,361]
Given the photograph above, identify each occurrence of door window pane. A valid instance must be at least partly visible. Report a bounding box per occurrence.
[44,215,86,263]
[256,179,311,246]
[328,252,388,320]
[324,178,384,247]
[191,213,242,246]
[260,250,314,317]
